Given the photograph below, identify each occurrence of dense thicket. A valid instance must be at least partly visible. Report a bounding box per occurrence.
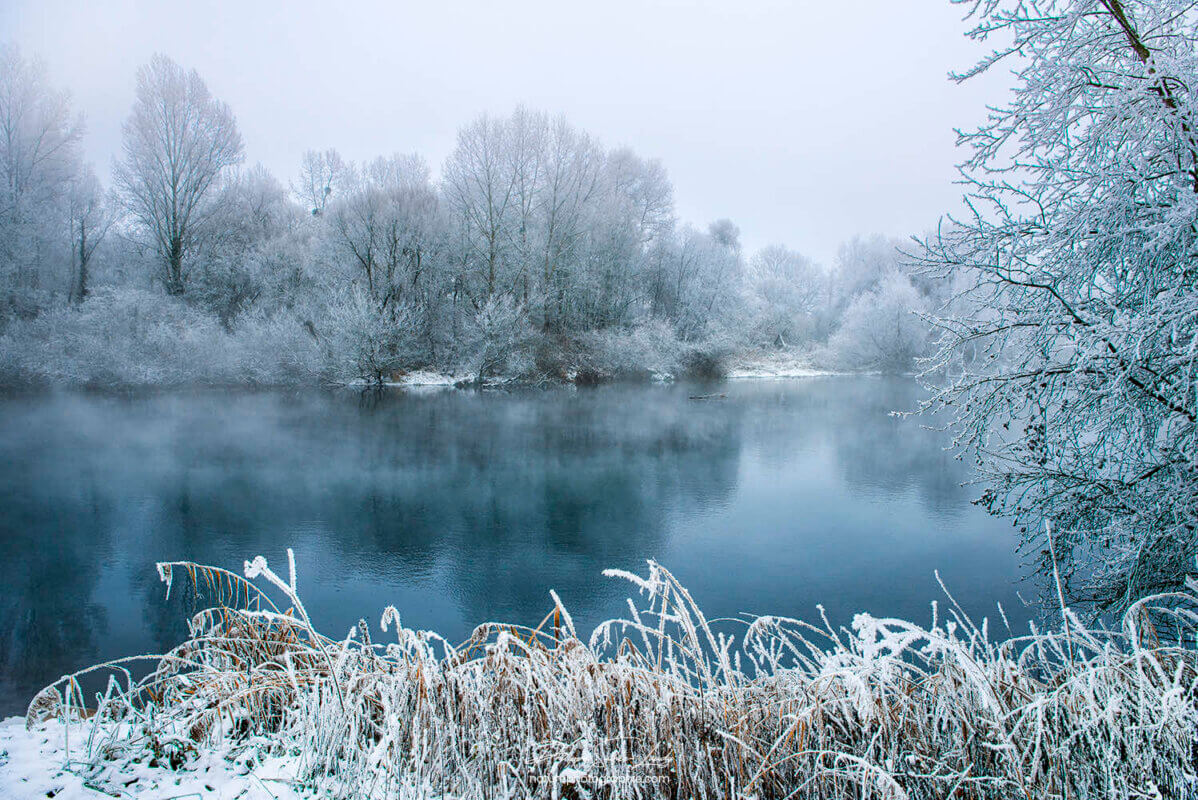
[0,48,941,386]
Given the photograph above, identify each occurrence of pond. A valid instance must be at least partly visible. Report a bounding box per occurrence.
[0,377,1036,715]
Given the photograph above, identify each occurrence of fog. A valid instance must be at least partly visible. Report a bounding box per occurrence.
[1,0,1009,264]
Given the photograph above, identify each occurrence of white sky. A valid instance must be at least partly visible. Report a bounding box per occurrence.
[1,0,1010,266]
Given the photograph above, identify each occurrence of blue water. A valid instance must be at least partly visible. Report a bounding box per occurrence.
[0,377,1034,714]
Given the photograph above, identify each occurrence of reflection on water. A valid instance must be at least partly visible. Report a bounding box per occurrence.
[0,377,1033,714]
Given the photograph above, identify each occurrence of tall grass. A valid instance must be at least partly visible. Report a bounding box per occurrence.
[27,551,1198,799]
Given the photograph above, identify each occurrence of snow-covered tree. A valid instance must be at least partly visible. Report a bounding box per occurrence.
[0,45,84,305]
[922,0,1198,609]
[830,271,930,373]
[115,54,243,295]
[192,165,305,324]
[443,113,521,303]
[318,284,422,384]
[64,166,114,305]
[745,244,829,347]
[327,154,442,307]
[833,235,905,305]
[294,148,348,216]
[462,294,531,383]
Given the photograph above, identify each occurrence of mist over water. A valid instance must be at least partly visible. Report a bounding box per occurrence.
[0,377,1030,715]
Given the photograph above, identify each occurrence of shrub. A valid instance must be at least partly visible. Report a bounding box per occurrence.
[0,287,321,387]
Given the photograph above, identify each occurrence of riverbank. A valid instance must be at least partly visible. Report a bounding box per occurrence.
[7,551,1195,800]
[381,351,850,389]
[0,293,858,389]
[0,717,300,799]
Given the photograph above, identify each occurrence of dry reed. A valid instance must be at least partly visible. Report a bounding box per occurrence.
[27,551,1198,799]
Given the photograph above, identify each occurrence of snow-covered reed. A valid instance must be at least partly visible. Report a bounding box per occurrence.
[27,551,1198,799]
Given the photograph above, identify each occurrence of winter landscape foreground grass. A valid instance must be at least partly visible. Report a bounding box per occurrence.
[6,551,1198,799]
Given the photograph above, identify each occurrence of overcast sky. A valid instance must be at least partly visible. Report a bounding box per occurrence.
[2,0,1010,266]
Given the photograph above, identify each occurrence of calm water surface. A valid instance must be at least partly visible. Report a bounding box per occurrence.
[0,377,1035,715]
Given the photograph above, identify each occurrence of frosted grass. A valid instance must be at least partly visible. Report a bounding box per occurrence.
[25,550,1198,799]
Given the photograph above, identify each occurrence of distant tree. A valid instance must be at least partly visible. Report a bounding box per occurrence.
[604,147,674,246]
[746,245,828,347]
[327,155,442,306]
[463,294,529,383]
[923,0,1198,609]
[833,234,904,303]
[193,164,303,324]
[319,284,421,384]
[830,271,929,373]
[648,224,742,341]
[0,45,84,297]
[114,54,243,295]
[707,218,741,254]
[530,116,604,331]
[64,166,114,304]
[443,114,520,302]
[295,148,347,216]
[442,109,608,332]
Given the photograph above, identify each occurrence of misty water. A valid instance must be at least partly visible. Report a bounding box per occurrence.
[0,377,1034,715]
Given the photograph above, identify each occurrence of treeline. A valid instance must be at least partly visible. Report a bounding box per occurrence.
[0,48,945,386]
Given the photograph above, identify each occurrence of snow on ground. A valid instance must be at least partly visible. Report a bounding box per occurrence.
[385,369,458,387]
[725,351,840,380]
[0,717,303,800]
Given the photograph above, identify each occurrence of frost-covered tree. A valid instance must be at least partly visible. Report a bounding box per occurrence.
[833,235,906,304]
[0,45,84,302]
[323,153,447,365]
[443,113,521,302]
[64,166,114,304]
[115,55,243,295]
[572,150,674,330]
[193,165,305,324]
[528,117,604,331]
[317,284,423,384]
[648,223,743,342]
[461,294,530,383]
[831,271,929,373]
[922,0,1198,609]
[604,147,674,247]
[294,148,347,216]
[745,244,829,347]
[444,109,642,334]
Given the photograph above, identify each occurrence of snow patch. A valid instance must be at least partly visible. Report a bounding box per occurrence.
[384,370,458,387]
[726,365,840,380]
[0,717,303,800]
[725,352,842,380]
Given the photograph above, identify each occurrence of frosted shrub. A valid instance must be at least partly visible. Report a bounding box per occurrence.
[829,271,931,374]
[458,295,534,384]
[30,550,1197,799]
[230,309,323,384]
[572,319,682,382]
[0,288,321,386]
[315,285,422,384]
[680,325,743,380]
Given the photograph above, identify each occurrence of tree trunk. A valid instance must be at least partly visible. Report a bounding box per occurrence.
[72,224,89,305]
[167,237,185,295]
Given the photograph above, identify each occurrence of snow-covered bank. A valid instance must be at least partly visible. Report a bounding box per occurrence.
[725,364,841,380]
[0,717,302,799]
[724,351,843,380]
[382,369,459,388]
